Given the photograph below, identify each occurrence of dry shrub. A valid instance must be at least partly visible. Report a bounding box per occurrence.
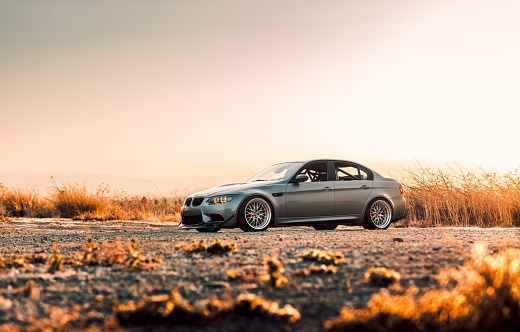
[52,183,107,219]
[176,238,237,254]
[262,255,289,288]
[300,249,344,265]
[0,184,54,218]
[228,255,289,287]
[325,243,520,332]
[0,181,184,221]
[0,254,45,268]
[365,267,401,287]
[75,236,162,270]
[309,264,338,275]
[115,289,300,326]
[400,164,520,227]
[46,246,63,274]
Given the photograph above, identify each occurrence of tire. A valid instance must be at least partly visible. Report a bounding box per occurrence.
[312,225,338,231]
[363,199,392,230]
[196,228,221,233]
[238,196,272,232]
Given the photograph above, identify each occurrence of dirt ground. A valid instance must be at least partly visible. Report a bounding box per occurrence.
[0,219,519,331]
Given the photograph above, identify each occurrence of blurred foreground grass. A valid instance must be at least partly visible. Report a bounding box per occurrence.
[325,243,520,331]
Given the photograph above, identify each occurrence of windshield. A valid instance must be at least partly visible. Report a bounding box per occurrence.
[247,162,303,182]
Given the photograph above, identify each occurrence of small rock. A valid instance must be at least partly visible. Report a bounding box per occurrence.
[393,237,404,242]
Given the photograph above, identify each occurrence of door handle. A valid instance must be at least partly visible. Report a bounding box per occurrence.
[324,187,332,191]
[360,185,370,190]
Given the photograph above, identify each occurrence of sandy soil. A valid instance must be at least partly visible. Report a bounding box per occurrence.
[0,219,519,331]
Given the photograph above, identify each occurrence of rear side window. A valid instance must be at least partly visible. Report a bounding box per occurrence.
[334,162,373,181]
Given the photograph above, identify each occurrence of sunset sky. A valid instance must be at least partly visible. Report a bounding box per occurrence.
[1,0,520,189]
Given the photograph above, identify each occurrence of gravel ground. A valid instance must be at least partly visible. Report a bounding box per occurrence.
[0,219,519,331]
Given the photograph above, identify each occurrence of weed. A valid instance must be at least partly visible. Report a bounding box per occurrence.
[76,236,100,266]
[115,289,300,326]
[234,293,301,323]
[325,243,520,332]
[126,237,163,270]
[47,245,63,274]
[365,267,401,287]
[262,255,289,288]
[0,255,25,268]
[75,236,162,270]
[300,249,344,265]
[310,264,338,274]
[177,238,237,254]
[0,215,11,222]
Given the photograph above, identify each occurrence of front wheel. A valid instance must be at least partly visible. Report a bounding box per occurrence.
[312,225,338,231]
[363,199,392,230]
[238,196,272,232]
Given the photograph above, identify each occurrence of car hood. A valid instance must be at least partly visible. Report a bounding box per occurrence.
[190,181,279,197]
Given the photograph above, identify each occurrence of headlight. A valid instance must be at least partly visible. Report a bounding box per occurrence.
[208,195,235,204]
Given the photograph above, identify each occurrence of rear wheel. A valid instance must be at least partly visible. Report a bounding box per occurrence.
[312,225,338,231]
[238,196,272,232]
[363,199,392,230]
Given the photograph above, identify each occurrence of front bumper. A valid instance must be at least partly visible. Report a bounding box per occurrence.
[179,195,244,229]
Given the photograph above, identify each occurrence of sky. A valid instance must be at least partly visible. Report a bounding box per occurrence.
[1,0,520,189]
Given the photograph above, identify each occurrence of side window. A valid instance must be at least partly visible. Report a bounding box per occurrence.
[297,162,328,182]
[359,167,369,180]
[335,163,360,181]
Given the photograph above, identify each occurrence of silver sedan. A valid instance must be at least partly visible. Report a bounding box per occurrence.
[179,159,406,232]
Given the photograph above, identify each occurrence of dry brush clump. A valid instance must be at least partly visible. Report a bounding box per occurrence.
[227,254,289,288]
[0,184,53,218]
[399,164,520,227]
[300,249,345,265]
[365,267,401,287]
[75,236,162,270]
[0,181,185,221]
[262,255,289,288]
[176,238,237,254]
[325,243,520,332]
[0,253,46,269]
[115,289,300,327]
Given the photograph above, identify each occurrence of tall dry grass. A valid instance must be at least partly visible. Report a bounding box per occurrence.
[0,182,184,222]
[399,163,520,227]
[2,164,520,227]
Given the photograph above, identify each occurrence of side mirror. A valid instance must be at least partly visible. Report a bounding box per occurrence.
[292,174,308,183]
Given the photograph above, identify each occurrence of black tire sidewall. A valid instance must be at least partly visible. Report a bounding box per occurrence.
[364,199,392,230]
[238,196,272,232]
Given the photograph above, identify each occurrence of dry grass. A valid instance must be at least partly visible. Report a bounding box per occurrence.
[176,238,237,254]
[3,163,520,227]
[365,267,401,287]
[75,236,162,270]
[400,163,520,227]
[300,249,344,265]
[262,255,289,288]
[325,243,520,332]
[115,289,301,326]
[0,181,184,222]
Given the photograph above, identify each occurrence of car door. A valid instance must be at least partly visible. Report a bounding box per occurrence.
[284,161,335,219]
[333,162,373,217]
